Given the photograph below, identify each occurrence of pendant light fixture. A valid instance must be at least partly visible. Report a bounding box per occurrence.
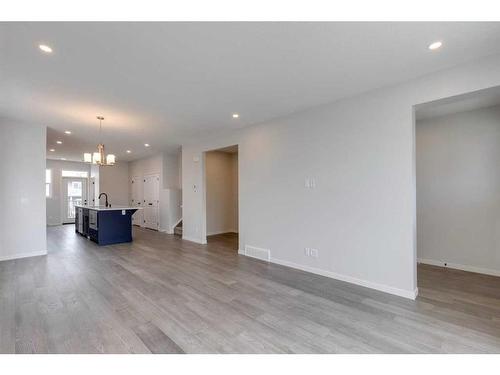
[83,116,116,166]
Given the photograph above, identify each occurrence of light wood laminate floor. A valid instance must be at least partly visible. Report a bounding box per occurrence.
[1,225,500,353]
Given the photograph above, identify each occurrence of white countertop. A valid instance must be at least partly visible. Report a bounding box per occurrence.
[74,205,141,211]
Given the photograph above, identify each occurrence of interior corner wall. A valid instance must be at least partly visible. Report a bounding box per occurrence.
[182,53,500,299]
[416,105,500,276]
[206,151,238,236]
[0,121,46,261]
[99,161,130,206]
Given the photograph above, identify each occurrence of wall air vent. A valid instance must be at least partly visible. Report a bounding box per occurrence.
[244,245,271,262]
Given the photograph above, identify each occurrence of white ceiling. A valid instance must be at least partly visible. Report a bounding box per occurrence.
[2,22,500,162]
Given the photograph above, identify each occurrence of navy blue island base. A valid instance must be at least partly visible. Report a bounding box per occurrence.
[75,205,139,246]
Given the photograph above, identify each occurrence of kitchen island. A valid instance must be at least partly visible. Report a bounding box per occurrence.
[75,205,141,245]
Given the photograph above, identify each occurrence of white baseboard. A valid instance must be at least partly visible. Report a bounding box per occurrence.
[0,250,47,262]
[418,258,500,277]
[182,235,207,245]
[272,257,417,300]
[238,250,417,300]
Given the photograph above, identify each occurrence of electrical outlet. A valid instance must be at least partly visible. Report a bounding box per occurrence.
[305,177,316,189]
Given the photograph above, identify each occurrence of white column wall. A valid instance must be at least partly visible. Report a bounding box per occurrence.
[0,121,47,261]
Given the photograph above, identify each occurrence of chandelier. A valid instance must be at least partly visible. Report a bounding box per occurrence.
[83,116,116,166]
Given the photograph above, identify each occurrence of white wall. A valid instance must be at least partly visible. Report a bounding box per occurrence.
[182,53,500,299]
[46,159,91,225]
[416,105,500,276]
[99,161,130,206]
[129,153,163,185]
[162,151,181,189]
[206,151,238,235]
[0,121,46,261]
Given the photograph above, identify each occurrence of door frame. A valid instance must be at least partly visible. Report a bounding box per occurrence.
[202,144,239,245]
[61,177,88,224]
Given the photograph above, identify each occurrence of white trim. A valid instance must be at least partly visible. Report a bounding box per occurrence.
[238,252,417,300]
[182,235,207,245]
[170,217,182,234]
[0,250,47,262]
[159,227,174,234]
[418,258,500,277]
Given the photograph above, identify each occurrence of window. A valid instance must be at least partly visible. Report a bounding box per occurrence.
[62,170,88,178]
[45,169,51,197]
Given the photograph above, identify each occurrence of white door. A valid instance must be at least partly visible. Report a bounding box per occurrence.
[143,174,159,230]
[62,177,88,224]
[131,175,144,226]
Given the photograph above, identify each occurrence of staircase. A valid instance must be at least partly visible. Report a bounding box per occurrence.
[174,220,182,237]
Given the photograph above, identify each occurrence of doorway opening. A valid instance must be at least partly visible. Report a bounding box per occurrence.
[415,86,500,289]
[204,145,239,251]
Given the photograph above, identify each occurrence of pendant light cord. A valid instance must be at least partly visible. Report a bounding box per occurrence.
[97,116,104,144]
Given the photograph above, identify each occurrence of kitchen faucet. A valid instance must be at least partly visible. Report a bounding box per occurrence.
[99,192,110,207]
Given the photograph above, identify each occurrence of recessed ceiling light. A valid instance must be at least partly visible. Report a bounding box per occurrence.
[126,150,131,153]
[56,140,62,144]
[39,44,53,53]
[144,143,150,147]
[60,158,66,160]
[49,149,55,152]
[232,113,239,118]
[428,41,443,50]
[64,130,71,135]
